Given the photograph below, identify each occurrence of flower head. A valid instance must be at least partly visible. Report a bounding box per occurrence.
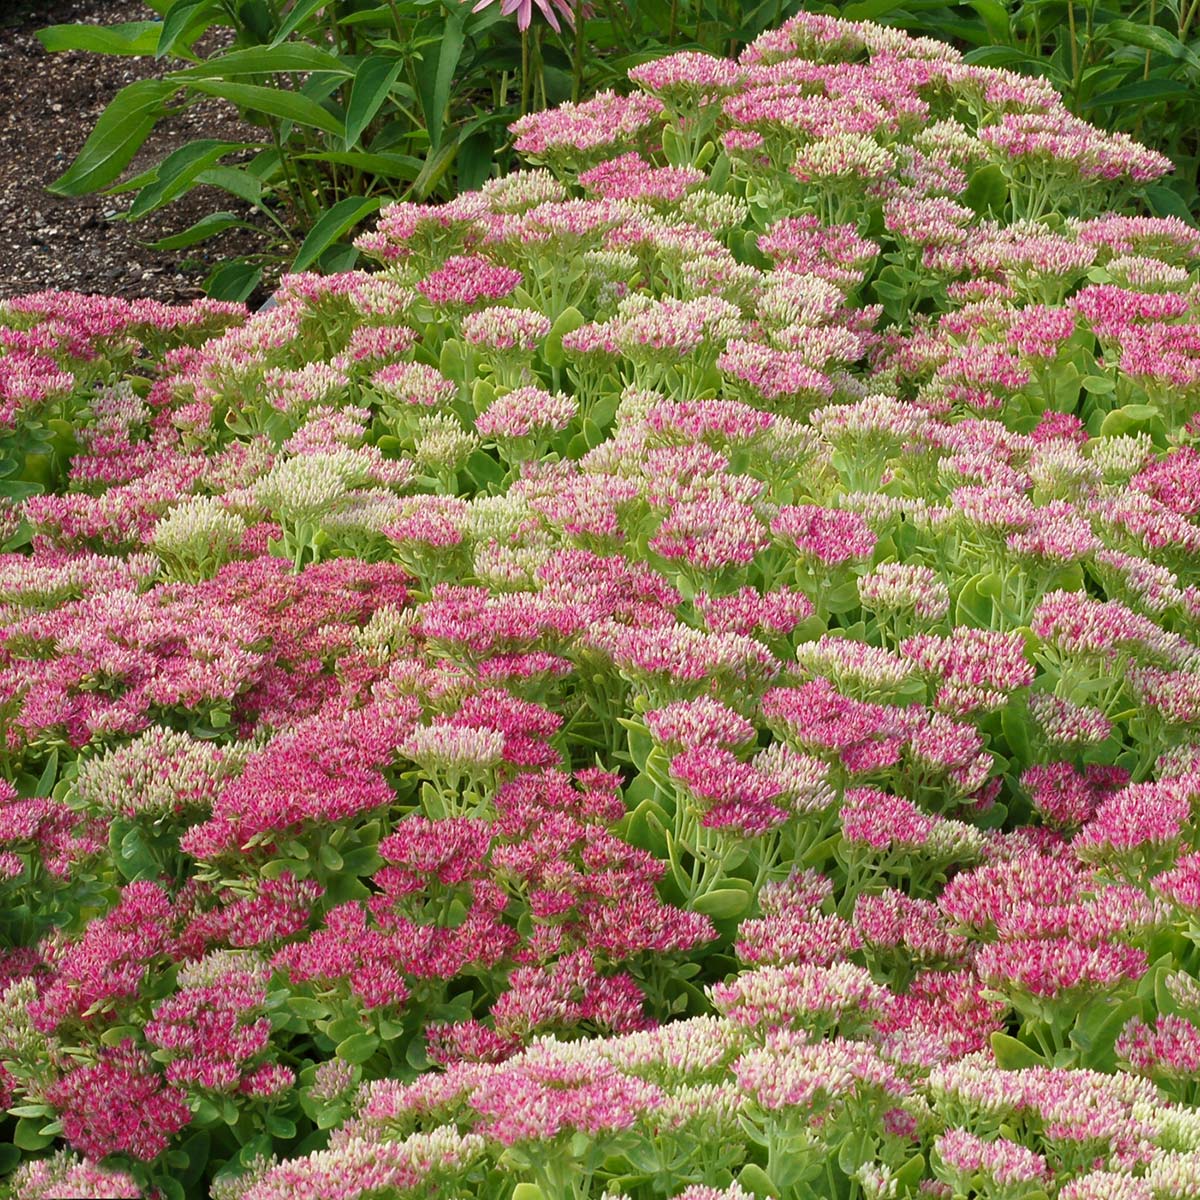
[471,0,580,33]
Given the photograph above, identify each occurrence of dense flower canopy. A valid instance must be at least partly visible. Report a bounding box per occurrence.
[2,11,1200,1200]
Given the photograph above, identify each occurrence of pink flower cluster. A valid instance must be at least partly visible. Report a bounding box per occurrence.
[1,9,1200,1198]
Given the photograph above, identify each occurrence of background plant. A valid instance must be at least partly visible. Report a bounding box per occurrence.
[38,1,1200,303]
[8,6,1200,1200]
[38,0,805,300]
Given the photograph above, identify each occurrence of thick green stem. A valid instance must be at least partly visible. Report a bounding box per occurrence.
[1066,2,1080,108]
[1146,0,1157,80]
[1184,0,1200,39]
[521,28,531,117]
[534,27,545,112]
[386,0,406,42]
[602,0,630,42]
[572,8,584,103]
[269,119,315,226]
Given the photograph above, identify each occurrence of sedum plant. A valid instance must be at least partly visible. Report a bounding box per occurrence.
[5,10,1200,1200]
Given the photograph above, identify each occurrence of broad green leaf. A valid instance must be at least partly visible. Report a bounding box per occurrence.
[416,4,466,151]
[271,0,332,45]
[965,44,1065,85]
[543,306,585,368]
[293,149,422,178]
[964,162,1008,218]
[106,159,175,195]
[6,1105,53,1120]
[1070,996,1141,1071]
[472,378,496,415]
[464,447,503,490]
[175,1132,211,1188]
[894,1153,926,1194]
[1083,78,1190,109]
[344,56,404,149]
[12,1118,56,1151]
[194,165,264,205]
[300,69,348,112]
[341,4,405,24]
[542,65,573,107]
[0,480,45,503]
[966,0,1011,42]
[128,139,251,219]
[990,1032,1046,1069]
[412,134,461,199]
[338,844,383,874]
[157,0,218,57]
[977,572,1003,599]
[955,572,994,627]
[842,0,907,19]
[838,1126,875,1175]
[335,1032,380,1064]
[35,750,58,799]
[1000,696,1033,765]
[37,21,162,55]
[736,1164,780,1198]
[318,841,344,871]
[190,79,345,137]
[1098,19,1200,72]
[264,1112,296,1138]
[258,856,308,880]
[287,997,329,1020]
[174,42,349,78]
[325,1015,364,1042]
[661,123,685,170]
[693,879,754,919]
[204,260,264,302]
[1146,184,1197,227]
[1099,403,1165,439]
[49,78,176,196]
[148,211,254,249]
[238,0,275,41]
[458,131,493,191]
[708,150,731,192]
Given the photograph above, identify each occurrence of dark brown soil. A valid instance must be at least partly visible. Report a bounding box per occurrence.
[0,0,277,305]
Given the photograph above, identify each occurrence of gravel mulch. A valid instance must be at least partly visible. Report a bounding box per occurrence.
[0,0,278,305]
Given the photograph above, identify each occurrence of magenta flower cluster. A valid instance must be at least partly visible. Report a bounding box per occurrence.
[1,10,1200,1200]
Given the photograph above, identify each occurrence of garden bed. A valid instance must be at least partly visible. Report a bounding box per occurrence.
[0,0,266,305]
[2,9,1200,1200]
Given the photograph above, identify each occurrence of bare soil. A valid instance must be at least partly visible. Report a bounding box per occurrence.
[0,0,275,305]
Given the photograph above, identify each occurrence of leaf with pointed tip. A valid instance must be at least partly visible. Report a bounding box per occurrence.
[189,79,345,137]
[148,211,254,250]
[37,21,162,55]
[415,4,466,152]
[173,42,349,78]
[344,56,404,149]
[128,139,252,219]
[157,0,218,57]
[270,0,330,45]
[49,78,176,196]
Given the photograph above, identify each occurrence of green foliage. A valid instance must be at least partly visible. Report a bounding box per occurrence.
[38,1,809,299]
